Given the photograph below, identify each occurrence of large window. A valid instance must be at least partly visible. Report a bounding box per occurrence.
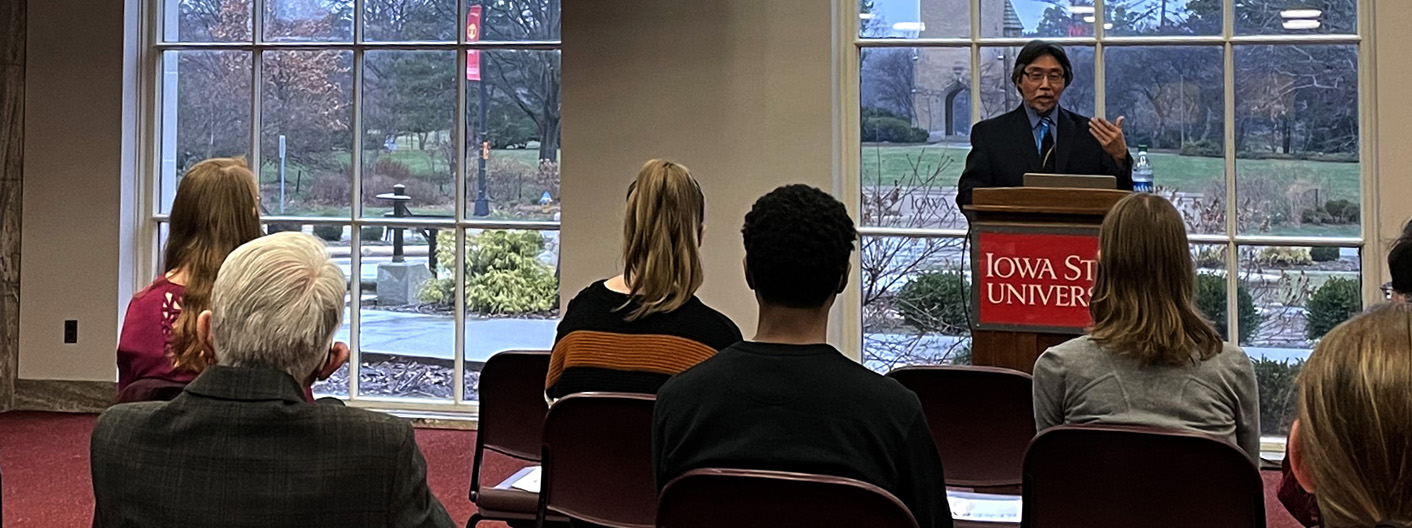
[855,0,1366,438]
[149,0,561,410]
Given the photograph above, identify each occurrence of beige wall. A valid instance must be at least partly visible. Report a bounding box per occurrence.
[18,0,135,381]
[1370,0,1412,288]
[560,0,840,340]
[13,0,1410,381]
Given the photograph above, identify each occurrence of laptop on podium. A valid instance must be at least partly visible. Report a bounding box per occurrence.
[1022,173,1117,189]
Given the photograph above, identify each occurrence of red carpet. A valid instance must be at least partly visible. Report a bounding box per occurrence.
[1,411,1303,527]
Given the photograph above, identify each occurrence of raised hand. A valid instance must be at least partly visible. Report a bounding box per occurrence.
[1089,116,1129,165]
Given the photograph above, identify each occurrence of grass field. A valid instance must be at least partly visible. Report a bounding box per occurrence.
[859,144,1361,203]
[261,147,547,182]
[256,146,553,218]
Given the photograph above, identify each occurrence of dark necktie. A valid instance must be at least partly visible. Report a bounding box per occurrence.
[1039,117,1056,172]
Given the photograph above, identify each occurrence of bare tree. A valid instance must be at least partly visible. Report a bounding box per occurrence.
[481,0,561,161]
[859,149,971,371]
[861,48,916,121]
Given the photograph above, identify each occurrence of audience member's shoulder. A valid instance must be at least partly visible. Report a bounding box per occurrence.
[873,373,927,411]
[665,341,737,375]
[1043,335,1101,360]
[305,402,416,444]
[809,348,923,409]
[94,401,167,436]
[658,342,743,392]
[1214,342,1254,370]
[564,280,608,307]
[690,299,743,341]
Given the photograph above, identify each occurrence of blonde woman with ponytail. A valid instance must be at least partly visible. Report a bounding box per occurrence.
[1288,302,1412,528]
[117,158,263,399]
[545,159,741,399]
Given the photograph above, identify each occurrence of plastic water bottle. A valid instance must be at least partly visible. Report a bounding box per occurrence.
[1133,145,1154,193]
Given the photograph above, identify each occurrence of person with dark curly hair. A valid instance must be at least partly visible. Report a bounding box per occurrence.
[1386,219,1412,302]
[652,185,953,528]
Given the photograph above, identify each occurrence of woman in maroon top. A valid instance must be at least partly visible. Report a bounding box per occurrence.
[117,157,262,396]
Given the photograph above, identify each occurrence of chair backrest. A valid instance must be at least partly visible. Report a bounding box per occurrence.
[886,365,1035,488]
[540,392,658,528]
[477,350,553,460]
[115,378,188,404]
[1022,424,1265,528]
[658,468,920,528]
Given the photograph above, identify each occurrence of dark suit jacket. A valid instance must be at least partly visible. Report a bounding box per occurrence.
[956,105,1134,208]
[91,366,454,528]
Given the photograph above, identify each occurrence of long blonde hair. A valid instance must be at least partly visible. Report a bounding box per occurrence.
[1297,302,1412,528]
[1089,193,1223,364]
[166,157,264,372]
[619,159,705,321]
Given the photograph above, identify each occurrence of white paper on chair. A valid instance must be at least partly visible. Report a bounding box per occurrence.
[503,465,541,493]
[946,490,1022,523]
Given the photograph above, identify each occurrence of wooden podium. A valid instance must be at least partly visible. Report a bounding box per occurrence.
[963,187,1129,374]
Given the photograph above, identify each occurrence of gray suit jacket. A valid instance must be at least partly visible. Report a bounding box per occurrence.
[91,366,454,528]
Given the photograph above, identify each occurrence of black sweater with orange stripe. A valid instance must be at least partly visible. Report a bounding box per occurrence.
[546,280,743,399]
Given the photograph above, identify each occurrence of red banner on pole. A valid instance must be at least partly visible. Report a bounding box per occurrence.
[973,231,1099,331]
[466,6,482,81]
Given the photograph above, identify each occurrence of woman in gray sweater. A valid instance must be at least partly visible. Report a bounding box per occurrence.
[1032,193,1261,462]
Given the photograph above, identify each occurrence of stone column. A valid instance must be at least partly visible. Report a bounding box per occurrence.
[0,0,25,411]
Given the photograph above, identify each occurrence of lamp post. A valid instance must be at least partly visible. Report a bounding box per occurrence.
[474,71,490,216]
[278,134,287,214]
[472,0,491,217]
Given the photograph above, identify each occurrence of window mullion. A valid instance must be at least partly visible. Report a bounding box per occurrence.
[969,0,981,125]
[453,0,468,404]
[249,0,263,197]
[1356,0,1379,305]
[1222,0,1240,344]
[1093,0,1106,118]
[353,0,364,44]
[348,9,365,399]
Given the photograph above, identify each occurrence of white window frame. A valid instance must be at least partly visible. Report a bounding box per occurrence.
[136,0,561,414]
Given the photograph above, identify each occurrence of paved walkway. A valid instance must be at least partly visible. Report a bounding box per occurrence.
[333,310,558,363]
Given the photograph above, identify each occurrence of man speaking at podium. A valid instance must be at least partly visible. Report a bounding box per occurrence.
[956,41,1134,209]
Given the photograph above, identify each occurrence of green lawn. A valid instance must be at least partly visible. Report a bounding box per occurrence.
[860,144,1360,203]
[860,144,969,187]
[257,147,554,219]
[263,148,547,182]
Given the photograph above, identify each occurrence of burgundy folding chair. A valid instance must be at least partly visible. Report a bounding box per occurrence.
[886,365,1034,490]
[115,378,188,404]
[1021,424,1265,528]
[537,392,658,528]
[466,350,567,528]
[657,468,920,528]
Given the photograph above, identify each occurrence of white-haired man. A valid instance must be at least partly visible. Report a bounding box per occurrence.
[91,232,454,528]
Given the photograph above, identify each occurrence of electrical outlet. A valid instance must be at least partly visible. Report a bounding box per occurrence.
[64,320,78,344]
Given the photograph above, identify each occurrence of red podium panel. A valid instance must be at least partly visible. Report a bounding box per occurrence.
[972,228,1099,332]
[964,187,1128,373]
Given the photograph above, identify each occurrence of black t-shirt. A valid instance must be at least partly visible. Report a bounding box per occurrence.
[652,341,953,528]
